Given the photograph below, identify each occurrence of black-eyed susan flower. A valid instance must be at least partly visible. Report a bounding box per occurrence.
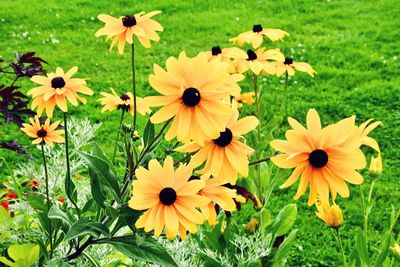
[20,116,64,146]
[95,11,163,54]
[190,175,237,225]
[235,48,284,75]
[235,91,255,108]
[177,110,259,184]
[270,109,366,206]
[316,202,343,228]
[98,88,151,116]
[275,57,316,77]
[145,52,241,145]
[28,67,93,118]
[369,154,382,175]
[205,46,244,73]
[230,24,289,49]
[128,157,210,240]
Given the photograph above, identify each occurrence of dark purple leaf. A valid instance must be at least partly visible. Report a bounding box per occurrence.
[0,140,31,158]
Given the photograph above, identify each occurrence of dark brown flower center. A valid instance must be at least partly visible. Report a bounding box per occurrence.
[284,57,293,65]
[122,15,136,27]
[211,46,222,56]
[159,187,177,205]
[252,24,263,33]
[51,77,66,89]
[120,93,130,101]
[188,175,200,181]
[309,149,328,168]
[213,128,233,147]
[246,49,257,61]
[182,87,201,107]
[37,128,47,138]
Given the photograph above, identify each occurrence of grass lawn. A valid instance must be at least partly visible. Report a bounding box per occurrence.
[1,0,399,265]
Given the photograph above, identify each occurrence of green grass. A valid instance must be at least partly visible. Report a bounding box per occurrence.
[1,0,399,265]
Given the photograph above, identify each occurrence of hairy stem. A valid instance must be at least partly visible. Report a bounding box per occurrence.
[131,42,137,131]
[335,228,347,267]
[41,143,53,259]
[63,112,80,217]
[112,110,126,163]
[252,73,263,202]
[359,185,368,242]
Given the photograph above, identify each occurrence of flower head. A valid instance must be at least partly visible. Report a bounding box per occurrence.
[98,88,151,116]
[28,67,93,118]
[20,116,64,146]
[316,202,343,228]
[235,92,256,108]
[356,119,381,152]
[95,11,163,54]
[275,57,316,77]
[190,175,237,225]
[230,24,289,49]
[234,48,284,75]
[177,110,259,184]
[205,46,244,73]
[145,52,242,145]
[270,109,366,206]
[369,154,382,175]
[129,157,209,240]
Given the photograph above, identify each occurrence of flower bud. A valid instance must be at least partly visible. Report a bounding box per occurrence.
[390,243,400,260]
[369,154,382,176]
[316,203,343,228]
[245,218,260,233]
[122,123,133,133]
[137,145,143,152]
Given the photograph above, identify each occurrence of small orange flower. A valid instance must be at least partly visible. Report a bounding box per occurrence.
[95,11,163,54]
[20,116,64,146]
[230,24,289,49]
[98,89,151,116]
[29,67,93,118]
[275,57,316,77]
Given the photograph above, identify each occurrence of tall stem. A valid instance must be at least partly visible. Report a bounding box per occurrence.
[41,143,53,259]
[336,228,347,267]
[368,178,376,203]
[112,110,125,163]
[131,42,137,131]
[252,73,263,202]
[63,112,80,217]
[359,185,368,242]
[282,72,289,116]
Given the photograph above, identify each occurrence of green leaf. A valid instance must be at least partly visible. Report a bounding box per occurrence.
[143,119,155,148]
[26,192,47,212]
[77,151,121,200]
[65,220,110,241]
[89,167,107,207]
[260,208,273,230]
[271,204,297,236]
[105,206,119,219]
[48,205,73,228]
[374,231,392,267]
[0,244,39,267]
[0,205,11,226]
[102,237,177,267]
[355,230,369,266]
[272,229,298,263]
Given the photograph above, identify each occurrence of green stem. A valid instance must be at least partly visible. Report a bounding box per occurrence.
[359,185,368,242]
[282,72,289,116]
[368,179,376,204]
[82,251,100,267]
[63,112,80,217]
[336,228,347,267]
[252,73,263,202]
[131,42,137,131]
[112,110,125,163]
[41,143,53,259]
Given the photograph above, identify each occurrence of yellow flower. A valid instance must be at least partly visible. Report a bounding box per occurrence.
[356,119,381,153]
[234,48,284,75]
[235,92,255,108]
[129,157,209,240]
[390,243,400,259]
[369,154,382,175]
[20,116,64,146]
[235,195,247,204]
[316,202,343,228]
[145,52,241,145]
[275,57,316,77]
[177,110,259,184]
[205,46,244,74]
[28,67,93,118]
[245,218,260,233]
[191,175,237,225]
[95,11,163,54]
[98,89,151,116]
[229,24,289,49]
[270,109,366,206]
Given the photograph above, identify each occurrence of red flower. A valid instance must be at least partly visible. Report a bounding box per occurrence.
[1,201,9,210]
[58,198,65,204]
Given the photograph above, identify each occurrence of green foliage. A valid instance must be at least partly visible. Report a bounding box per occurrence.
[0,244,39,267]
